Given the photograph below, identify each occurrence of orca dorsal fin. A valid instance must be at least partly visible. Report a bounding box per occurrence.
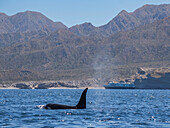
[76,88,88,109]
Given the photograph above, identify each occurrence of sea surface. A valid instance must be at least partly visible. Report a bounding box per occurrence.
[0,89,169,128]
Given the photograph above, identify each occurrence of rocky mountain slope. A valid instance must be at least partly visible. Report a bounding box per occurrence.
[0,16,169,83]
[0,4,169,86]
[0,11,67,34]
[70,4,170,36]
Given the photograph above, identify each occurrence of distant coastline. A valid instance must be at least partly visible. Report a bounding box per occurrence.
[0,79,101,89]
[0,67,169,89]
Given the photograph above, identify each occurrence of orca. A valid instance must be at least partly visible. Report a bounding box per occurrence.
[44,88,88,109]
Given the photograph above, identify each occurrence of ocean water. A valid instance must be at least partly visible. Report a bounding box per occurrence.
[0,89,169,128]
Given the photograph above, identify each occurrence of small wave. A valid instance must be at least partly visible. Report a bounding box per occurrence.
[36,105,45,109]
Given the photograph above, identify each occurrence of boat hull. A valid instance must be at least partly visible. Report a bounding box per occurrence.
[104,82,135,89]
[104,86,135,89]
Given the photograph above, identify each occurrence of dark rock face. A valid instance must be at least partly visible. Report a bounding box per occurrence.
[134,73,170,89]
[15,83,31,89]
[34,82,77,89]
[58,82,78,88]
[34,83,59,89]
[137,68,146,75]
[34,83,50,89]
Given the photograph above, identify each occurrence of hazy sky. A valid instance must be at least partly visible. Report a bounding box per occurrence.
[0,0,170,27]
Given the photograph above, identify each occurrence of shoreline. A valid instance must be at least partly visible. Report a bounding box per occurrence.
[0,79,102,89]
[0,87,19,89]
[48,87,105,89]
[0,87,105,89]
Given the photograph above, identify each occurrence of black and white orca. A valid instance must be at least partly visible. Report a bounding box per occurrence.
[42,88,88,109]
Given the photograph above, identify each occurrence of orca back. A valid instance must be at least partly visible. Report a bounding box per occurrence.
[44,88,88,109]
[76,88,88,109]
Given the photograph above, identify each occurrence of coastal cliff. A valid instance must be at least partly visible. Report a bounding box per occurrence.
[107,67,170,89]
[134,68,170,89]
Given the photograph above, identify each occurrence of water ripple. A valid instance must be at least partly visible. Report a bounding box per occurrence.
[0,89,169,127]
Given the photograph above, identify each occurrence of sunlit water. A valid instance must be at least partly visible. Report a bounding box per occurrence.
[0,89,169,128]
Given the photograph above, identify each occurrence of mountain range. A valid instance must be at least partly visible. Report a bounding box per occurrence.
[0,4,169,83]
[0,11,67,34]
[70,4,170,36]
